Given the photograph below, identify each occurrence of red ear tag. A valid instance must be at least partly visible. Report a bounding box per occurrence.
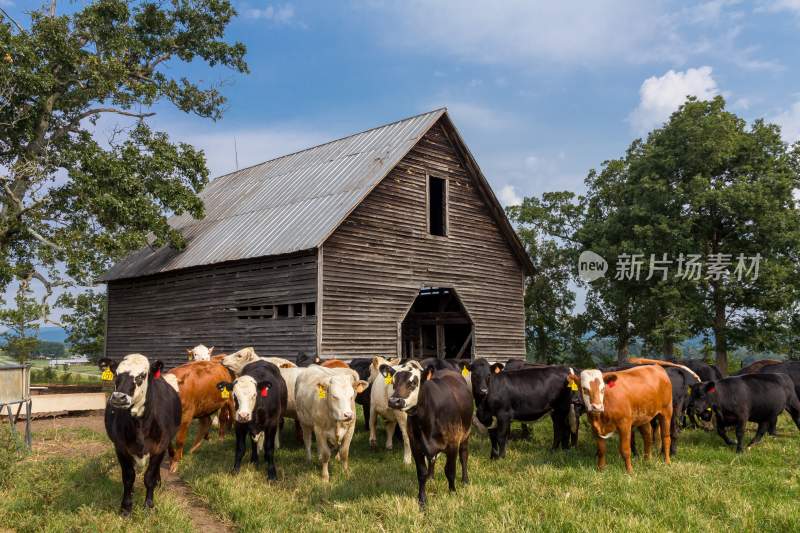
[606,380,616,388]
[708,386,715,393]
[260,387,268,398]
[154,369,161,379]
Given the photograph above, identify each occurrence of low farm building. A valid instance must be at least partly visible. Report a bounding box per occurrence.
[101,109,534,368]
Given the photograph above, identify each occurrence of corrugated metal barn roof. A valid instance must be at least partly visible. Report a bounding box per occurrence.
[101,109,447,281]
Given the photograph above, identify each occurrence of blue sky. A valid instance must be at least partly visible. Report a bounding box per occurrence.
[4,0,800,321]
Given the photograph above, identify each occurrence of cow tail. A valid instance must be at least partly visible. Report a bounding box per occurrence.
[568,404,578,434]
[627,357,701,383]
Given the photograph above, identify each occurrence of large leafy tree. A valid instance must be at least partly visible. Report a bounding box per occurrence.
[0,0,247,352]
[621,97,800,371]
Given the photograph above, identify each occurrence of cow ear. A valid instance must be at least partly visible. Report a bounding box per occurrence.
[216,381,233,391]
[604,374,618,386]
[354,379,369,394]
[491,363,504,374]
[150,360,165,379]
[314,356,322,364]
[423,365,436,382]
[257,381,271,397]
[186,348,193,360]
[389,357,401,365]
[208,346,214,355]
[379,364,396,377]
[704,381,716,393]
[98,358,119,374]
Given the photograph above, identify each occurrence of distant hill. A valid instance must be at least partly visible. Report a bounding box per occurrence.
[31,326,68,344]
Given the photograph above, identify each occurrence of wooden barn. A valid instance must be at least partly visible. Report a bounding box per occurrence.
[101,109,534,367]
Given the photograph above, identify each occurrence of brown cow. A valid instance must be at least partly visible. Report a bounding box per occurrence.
[568,365,672,473]
[167,359,234,472]
[320,359,350,369]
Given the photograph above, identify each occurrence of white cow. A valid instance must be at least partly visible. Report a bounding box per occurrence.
[369,357,413,464]
[295,365,368,481]
[221,347,296,376]
[186,344,213,361]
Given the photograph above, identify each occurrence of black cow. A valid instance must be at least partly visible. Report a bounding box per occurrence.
[217,360,287,480]
[99,354,181,516]
[689,373,800,453]
[755,361,800,399]
[386,364,473,510]
[296,352,321,367]
[679,359,724,381]
[473,362,579,458]
[348,357,375,430]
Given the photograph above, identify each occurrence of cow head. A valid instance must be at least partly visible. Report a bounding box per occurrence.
[187,344,213,361]
[576,369,617,414]
[296,352,321,367]
[218,376,271,423]
[106,354,162,417]
[317,373,369,423]
[387,360,424,411]
[688,381,717,421]
[468,358,503,401]
[221,347,259,375]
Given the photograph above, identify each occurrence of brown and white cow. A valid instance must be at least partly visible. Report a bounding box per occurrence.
[166,359,234,472]
[369,357,412,464]
[295,365,368,481]
[221,347,296,375]
[568,365,673,472]
[186,344,214,361]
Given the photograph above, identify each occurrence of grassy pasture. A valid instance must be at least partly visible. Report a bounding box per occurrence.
[2,413,800,532]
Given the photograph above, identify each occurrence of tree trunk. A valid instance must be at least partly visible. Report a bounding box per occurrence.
[616,339,629,365]
[712,281,728,376]
[662,337,674,359]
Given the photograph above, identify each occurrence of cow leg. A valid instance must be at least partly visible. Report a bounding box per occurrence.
[398,413,412,465]
[748,421,769,448]
[301,424,314,462]
[638,423,653,460]
[444,450,457,492]
[369,405,378,449]
[251,433,261,465]
[659,412,672,465]
[629,429,638,458]
[412,447,429,510]
[488,426,500,459]
[459,438,469,485]
[768,417,778,436]
[169,410,193,473]
[115,449,136,516]
[669,409,679,456]
[218,404,233,440]
[735,421,746,453]
[339,424,356,475]
[264,425,278,481]
[550,412,564,451]
[232,425,247,474]
[189,415,213,454]
[618,425,633,473]
[785,395,800,431]
[496,415,511,459]
[520,423,531,440]
[385,419,397,450]
[595,436,607,471]
[427,454,437,480]
[314,427,331,482]
[144,451,165,509]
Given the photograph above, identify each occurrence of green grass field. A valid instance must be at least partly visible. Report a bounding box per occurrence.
[2,413,800,532]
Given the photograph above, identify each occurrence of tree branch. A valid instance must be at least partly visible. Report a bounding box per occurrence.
[28,227,64,251]
[50,107,156,143]
[0,7,23,32]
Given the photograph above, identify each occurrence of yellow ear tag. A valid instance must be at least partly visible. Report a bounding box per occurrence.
[461,367,469,378]
[221,388,230,399]
[318,384,327,399]
[101,367,114,381]
[569,381,578,392]
[687,387,691,396]
[384,374,393,385]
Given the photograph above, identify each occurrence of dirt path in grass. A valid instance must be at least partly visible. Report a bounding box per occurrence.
[18,413,233,532]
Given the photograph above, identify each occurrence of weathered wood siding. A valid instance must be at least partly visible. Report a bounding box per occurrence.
[106,251,317,368]
[321,120,526,359]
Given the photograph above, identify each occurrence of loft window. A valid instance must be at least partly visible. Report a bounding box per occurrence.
[428,176,447,236]
[305,302,316,316]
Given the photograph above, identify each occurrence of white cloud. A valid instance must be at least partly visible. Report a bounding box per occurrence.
[0,0,15,7]
[244,3,296,24]
[773,101,800,143]
[361,1,692,66]
[498,185,522,206]
[762,0,800,14]
[629,66,719,135]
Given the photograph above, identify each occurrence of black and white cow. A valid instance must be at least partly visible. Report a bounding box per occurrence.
[472,361,579,458]
[217,360,287,480]
[689,373,800,453]
[386,363,473,510]
[99,354,181,516]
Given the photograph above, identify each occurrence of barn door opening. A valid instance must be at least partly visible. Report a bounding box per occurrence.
[400,288,473,359]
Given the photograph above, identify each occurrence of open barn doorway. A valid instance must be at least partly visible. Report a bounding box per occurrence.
[400,287,473,360]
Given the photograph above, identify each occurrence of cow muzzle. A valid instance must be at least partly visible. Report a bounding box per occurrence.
[110,392,132,409]
[588,403,604,413]
[236,412,252,423]
[388,397,405,410]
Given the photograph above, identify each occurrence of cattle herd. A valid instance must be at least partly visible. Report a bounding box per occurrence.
[97,347,800,515]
